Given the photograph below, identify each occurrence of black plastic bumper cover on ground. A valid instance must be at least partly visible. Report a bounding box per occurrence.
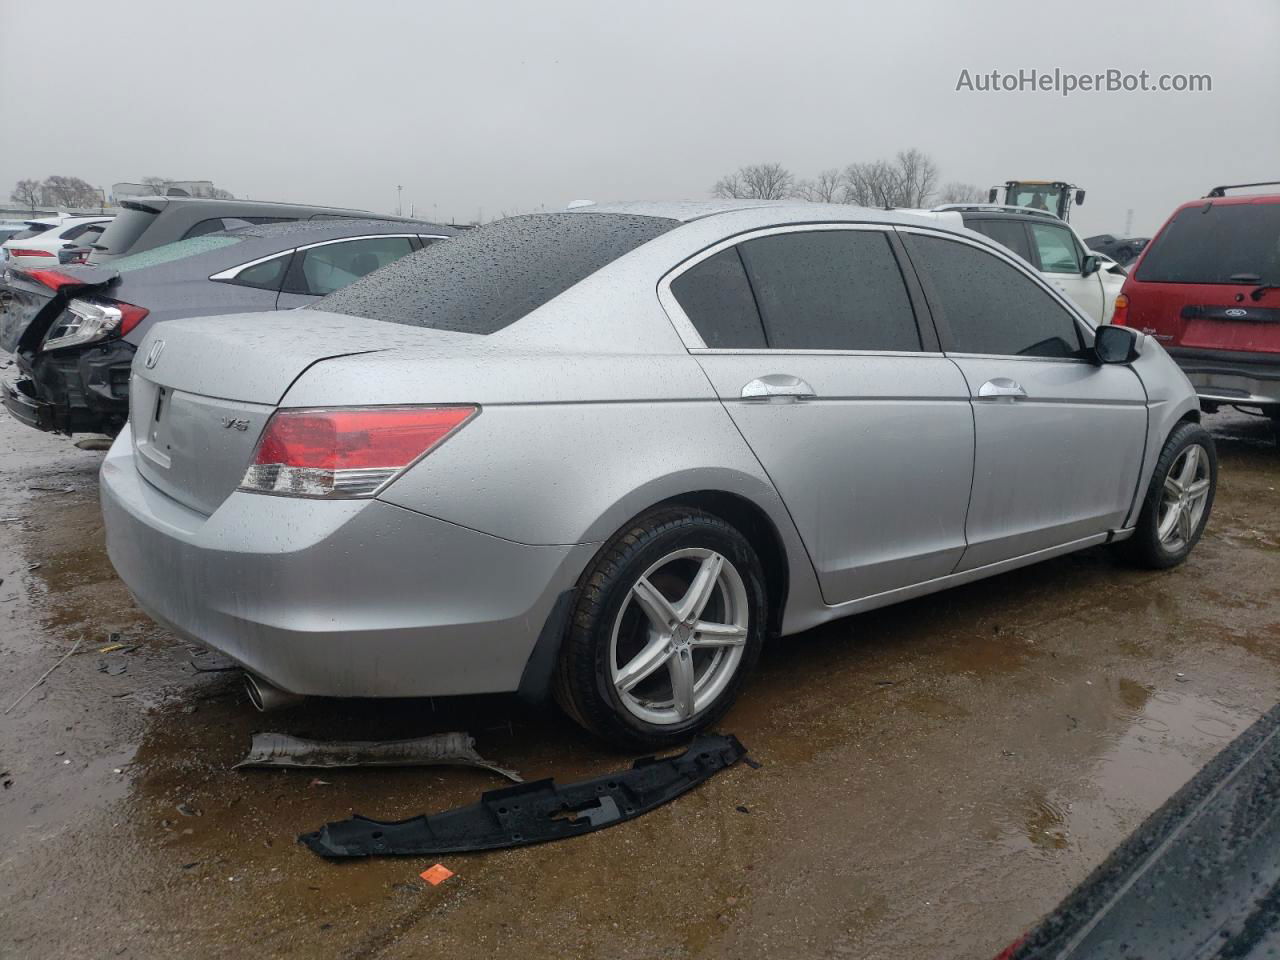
[300,733,747,858]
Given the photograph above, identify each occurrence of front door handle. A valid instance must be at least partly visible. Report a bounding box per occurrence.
[741,374,817,402]
[976,378,1028,401]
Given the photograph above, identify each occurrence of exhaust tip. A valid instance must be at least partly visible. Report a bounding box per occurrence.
[244,673,302,712]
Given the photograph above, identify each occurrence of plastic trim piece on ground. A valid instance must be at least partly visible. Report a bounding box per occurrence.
[299,733,748,858]
[234,731,522,782]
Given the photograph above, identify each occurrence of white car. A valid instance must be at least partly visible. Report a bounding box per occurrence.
[1,214,114,269]
[918,205,1126,325]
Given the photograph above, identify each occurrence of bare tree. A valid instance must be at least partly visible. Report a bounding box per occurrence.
[793,168,846,203]
[10,179,41,214]
[892,148,939,207]
[39,175,99,208]
[842,160,900,207]
[711,162,794,200]
[937,181,987,204]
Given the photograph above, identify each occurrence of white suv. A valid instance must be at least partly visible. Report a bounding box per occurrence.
[1,214,114,269]
[915,205,1126,326]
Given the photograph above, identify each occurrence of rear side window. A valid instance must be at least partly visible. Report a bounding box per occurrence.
[284,236,415,297]
[1136,202,1280,284]
[965,219,1033,263]
[737,230,921,352]
[91,207,157,254]
[905,234,1084,358]
[318,213,676,334]
[225,253,292,291]
[1029,222,1082,274]
[670,248,767,348]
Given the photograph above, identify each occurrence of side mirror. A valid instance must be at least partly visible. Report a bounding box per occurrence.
[1075,189,1086,206]
[987,187,999,203]
[1082,254,1101,276]
[1094,324,1142,364]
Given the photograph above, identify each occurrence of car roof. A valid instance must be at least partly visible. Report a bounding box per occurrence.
[568,199,967,231]
[1173,193,1280,211]
[219,217,457,242]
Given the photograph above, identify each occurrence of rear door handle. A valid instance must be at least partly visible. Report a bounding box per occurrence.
[976,378,1028,401]
[741,374,816,402]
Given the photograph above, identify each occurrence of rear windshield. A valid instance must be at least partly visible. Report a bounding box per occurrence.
[91,206,159,255]
[1136,202,1280,284]
[109,235,243,274]
[9,222,57,242]
[316,212,676,334]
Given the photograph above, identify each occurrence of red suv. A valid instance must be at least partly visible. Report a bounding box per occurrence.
[1115,182,1280,430]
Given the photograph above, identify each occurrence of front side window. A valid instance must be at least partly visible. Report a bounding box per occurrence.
[904,234,1084,359]
[285,236,415,297]
[1029,222,1083,274]
[669,247,767,348]
[736,230,921,352]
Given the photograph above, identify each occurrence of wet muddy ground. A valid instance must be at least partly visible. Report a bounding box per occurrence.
[1,411,1278,959]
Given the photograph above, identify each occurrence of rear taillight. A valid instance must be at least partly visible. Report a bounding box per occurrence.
[1111,293,1129,326]
[7,248,55,259]
[19,267,83,291]
[239,406,478,499]
[42,298,150,351]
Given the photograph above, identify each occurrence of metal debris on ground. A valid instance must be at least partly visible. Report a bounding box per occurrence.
[4,637,84,715]
[299,733,747,859]
[73,438,113,451]
[419,863,454,886]
[234,731,523,783]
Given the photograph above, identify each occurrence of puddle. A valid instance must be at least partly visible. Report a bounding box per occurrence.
[996,680,1257,863]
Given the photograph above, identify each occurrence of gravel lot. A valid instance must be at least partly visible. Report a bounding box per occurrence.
[1,410,1277,959]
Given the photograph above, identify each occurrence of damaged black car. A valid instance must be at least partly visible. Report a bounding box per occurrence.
[0,217,453,435]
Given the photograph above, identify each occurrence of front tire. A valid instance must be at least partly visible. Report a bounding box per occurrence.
[555,507,767,749]
[1120,421,1217,569]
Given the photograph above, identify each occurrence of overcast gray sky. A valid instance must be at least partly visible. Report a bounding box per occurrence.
[2,0,1276,235]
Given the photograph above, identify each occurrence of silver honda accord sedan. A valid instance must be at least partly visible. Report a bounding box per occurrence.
[100,201,1215,747]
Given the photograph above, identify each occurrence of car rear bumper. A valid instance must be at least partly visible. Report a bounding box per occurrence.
[1166,346,1280,408]
[3,376,57,431]
[3,342,133,434]
[100,424,593,698]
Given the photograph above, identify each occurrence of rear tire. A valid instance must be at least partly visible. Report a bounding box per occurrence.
[1119,421,1217,569]
[554,507,766,749]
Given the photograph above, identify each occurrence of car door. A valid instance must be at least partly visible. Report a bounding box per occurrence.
[898,229,1147,571]
[659,224,975,605]
[1028,220,1106,324]
[275,235,420,309]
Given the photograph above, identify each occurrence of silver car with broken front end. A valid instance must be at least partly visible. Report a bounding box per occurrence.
[100,201,1215,747]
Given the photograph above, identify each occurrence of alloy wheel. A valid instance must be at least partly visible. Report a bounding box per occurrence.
[608,547,749,726]
[1157,443,1211,551]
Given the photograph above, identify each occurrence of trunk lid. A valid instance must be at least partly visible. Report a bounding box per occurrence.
[128,312,432,516]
